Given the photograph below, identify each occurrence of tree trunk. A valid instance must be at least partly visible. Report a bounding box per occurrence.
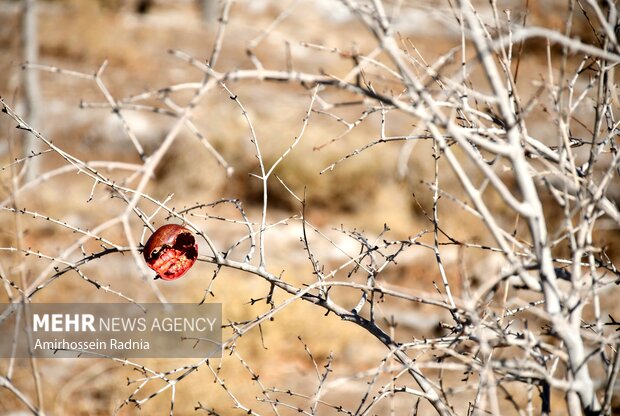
[21,0,41,182]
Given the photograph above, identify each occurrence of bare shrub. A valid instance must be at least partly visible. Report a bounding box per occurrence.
[1,0,620,415]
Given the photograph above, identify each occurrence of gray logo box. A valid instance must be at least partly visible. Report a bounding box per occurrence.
[0,303,222,358]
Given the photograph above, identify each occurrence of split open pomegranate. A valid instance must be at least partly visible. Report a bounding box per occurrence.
[143,224,198,280]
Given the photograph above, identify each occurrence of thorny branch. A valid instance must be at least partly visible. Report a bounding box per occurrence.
[1,0,620,415]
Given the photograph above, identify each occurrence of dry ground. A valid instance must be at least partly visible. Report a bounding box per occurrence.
[0,0,619,415]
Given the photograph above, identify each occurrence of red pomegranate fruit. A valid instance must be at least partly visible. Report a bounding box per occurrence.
[143,224,198,280]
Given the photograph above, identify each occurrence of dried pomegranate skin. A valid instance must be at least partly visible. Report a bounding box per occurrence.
[143,224,198,280]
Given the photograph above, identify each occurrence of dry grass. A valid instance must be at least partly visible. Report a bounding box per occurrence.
[1,0,619,415]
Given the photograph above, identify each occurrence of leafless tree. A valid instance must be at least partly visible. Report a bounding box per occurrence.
[1,0,620,415]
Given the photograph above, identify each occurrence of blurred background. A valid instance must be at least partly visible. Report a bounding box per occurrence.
[0,0,619,414]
